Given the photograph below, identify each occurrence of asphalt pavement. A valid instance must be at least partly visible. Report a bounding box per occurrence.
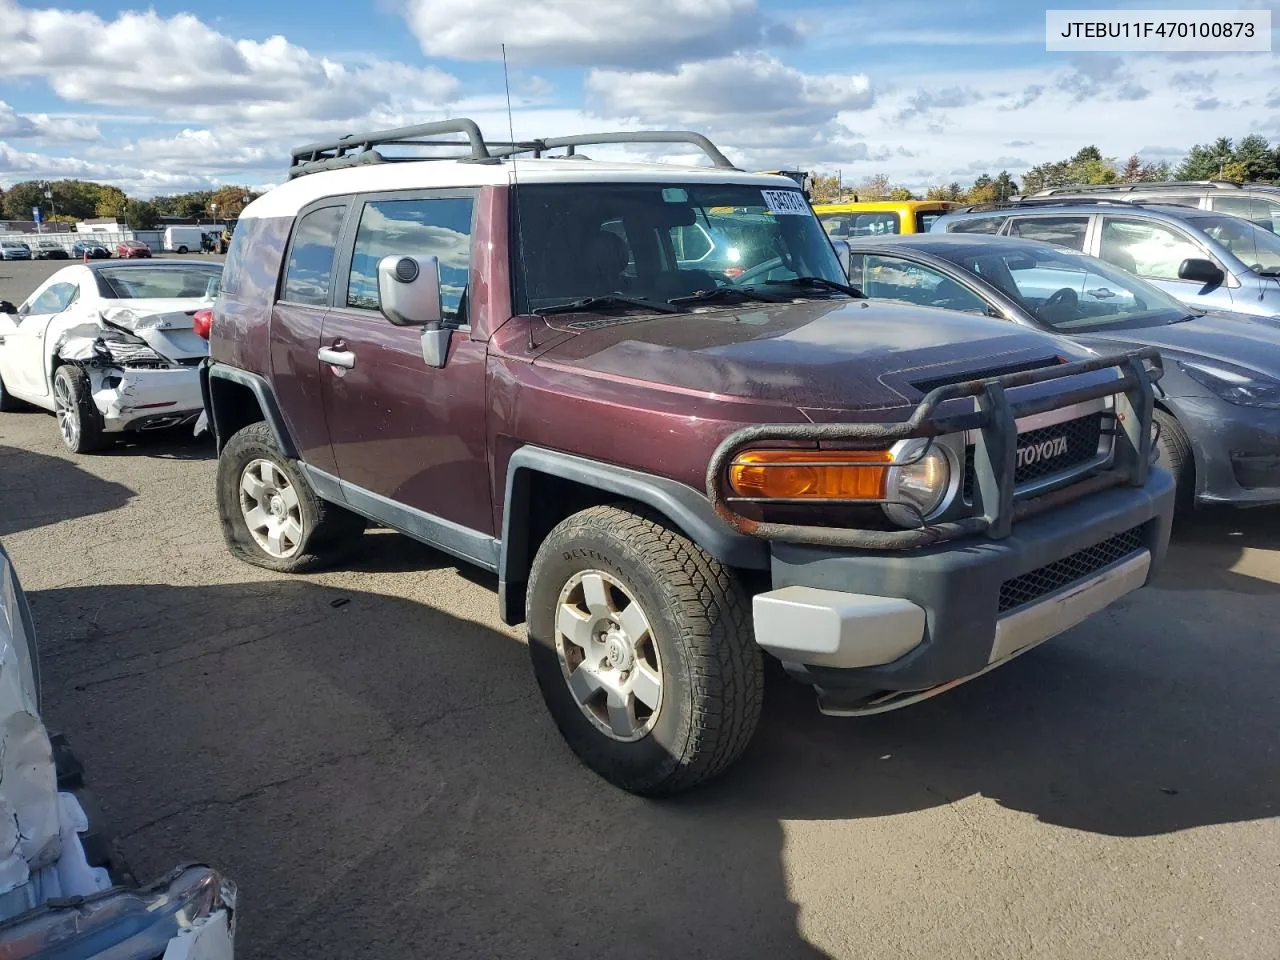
[1,258,1278,959]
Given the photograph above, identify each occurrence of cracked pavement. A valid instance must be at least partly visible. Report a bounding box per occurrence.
[1,257,1278,960]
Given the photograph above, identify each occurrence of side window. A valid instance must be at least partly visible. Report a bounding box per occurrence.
[26,282,77,316]
[916,211,946,233]
[1099,218,1204,280]
[281,205,346,306]
[852,212,900,236]
[346,196,474,323]
[1212,195,1280,232]
[670,222,713,262]
[859,255,989,314]
[1007,216,1090,251]
[948,217,1005,235]
[819,214,852,239]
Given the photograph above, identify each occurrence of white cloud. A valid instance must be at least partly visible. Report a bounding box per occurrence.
[585,54,872,165]
[0,0,459,126]
[0,140,207,193]
[401,0,795,66]
[0,101,100,142]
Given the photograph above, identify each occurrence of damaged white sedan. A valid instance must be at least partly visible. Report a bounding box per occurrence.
[0,261,221,453]
[0,539,236,956]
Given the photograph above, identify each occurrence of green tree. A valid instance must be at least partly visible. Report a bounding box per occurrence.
[888,186,915,201]
[153,191,214,219]
[207,185,260,220]
[94,184,129,218]
[1220,160,1249,184]
[993,171,1018,200]
[808,173,843,203]
[945,182,965,201]
[1,182,46,221]
[1232,135,1278,182]
[123,199,160,230]
[924,184,950,201]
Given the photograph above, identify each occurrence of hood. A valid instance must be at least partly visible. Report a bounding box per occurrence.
[1079,310,1280,376]
[535,298,1076,411]
[101,299,211,361]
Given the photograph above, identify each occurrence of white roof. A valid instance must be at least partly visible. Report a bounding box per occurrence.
[243,158,799,220]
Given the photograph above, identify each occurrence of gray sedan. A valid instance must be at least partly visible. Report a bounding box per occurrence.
[841,233,1280,509]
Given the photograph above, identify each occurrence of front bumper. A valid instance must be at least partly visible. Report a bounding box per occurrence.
[754,468,1174,712]
[91,367,204,433]
[1168,395,1280,506]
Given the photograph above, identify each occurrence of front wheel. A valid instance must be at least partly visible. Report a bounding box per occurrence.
[526,504,764,796]
[216,421,366,572]
[176,245,188,254]
[1154,409,1194,511]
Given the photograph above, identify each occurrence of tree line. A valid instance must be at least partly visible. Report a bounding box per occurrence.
[808,135,1280,205]
[0,181,261,229]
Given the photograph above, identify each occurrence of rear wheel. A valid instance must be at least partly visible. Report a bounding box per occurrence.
[216,421,365,572]
[526,504,763,796]
[176,245,188,254]
[52,365,107,453]
[1154,409,1194,511]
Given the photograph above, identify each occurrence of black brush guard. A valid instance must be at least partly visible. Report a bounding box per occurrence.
[705,349,1162,550]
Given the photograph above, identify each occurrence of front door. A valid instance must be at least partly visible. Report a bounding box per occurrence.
[1095,216,1236,311]
[2,280,79,400]
[319,190,493,539]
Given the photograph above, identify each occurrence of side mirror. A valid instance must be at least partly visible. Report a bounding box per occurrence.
[0,300,15,315]
[377,254,450,368]
[1177,257,1225,286]
[831,239,852,279]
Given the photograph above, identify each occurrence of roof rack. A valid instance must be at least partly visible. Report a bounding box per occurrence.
[288,118,739,178]
[1026,179,1243,197]
[955,198,1151,213]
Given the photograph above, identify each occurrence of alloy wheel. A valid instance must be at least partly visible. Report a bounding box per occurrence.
[239,459,304,558]
[554,569,663,742]
[53,372,79,449]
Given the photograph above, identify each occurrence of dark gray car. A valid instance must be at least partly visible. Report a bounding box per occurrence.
[844,233,1280,509]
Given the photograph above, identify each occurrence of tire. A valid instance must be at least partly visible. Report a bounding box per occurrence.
[526,504,764,796]
[1154,409,1194,511]
[176,245,188,254]
[216,421,365,572]
[52,365,107,453]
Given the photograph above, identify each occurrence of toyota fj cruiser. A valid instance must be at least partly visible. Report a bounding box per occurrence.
[201,120,1175,795]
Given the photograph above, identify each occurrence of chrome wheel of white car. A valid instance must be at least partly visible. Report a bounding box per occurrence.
[239,459,304,559]
[53,370,79,449]
[555,568,664,742]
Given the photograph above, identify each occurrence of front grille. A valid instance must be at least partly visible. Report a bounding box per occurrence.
[964,413,1105,501]
[998,525,1145,613]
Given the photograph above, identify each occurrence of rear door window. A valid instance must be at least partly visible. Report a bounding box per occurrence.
[1212,195,1280,233]
[1006,216,1090,251]
[281,205,347,306]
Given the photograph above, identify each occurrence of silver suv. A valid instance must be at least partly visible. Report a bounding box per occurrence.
[1018,181,1280,232]
[932,200,1280,320]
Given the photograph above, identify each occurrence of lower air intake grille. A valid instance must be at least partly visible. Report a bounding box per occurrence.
[998,525,1145,613]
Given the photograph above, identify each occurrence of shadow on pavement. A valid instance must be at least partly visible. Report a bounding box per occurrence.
[29,554,1279,959]
[0,443,135,536]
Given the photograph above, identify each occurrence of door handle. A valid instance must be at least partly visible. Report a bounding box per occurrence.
[318,346,356,369]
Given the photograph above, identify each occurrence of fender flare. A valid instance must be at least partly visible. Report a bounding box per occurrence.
[201,361,298,458]
[497,446,769,625]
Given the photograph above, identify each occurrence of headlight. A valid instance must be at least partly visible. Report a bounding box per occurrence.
[883,438,954,528]
[1178,359,1280,409]
[726,439,955,528]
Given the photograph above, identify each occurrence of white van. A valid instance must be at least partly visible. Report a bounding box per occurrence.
[162,225,207,253]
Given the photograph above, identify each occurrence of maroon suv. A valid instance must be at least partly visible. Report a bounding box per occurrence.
[201,120,1175,795]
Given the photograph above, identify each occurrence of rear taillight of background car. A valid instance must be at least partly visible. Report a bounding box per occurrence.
[193,308,213,340]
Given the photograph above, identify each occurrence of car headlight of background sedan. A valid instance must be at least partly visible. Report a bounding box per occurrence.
[1178,359,1280,409]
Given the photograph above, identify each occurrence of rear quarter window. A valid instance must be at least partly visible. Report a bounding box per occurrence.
[947,217,1006,234]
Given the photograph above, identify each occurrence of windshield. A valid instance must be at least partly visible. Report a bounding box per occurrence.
[935,243,1190,332]
[1194,215,1280,274]
[96,265,223,300]
[512,182,845,313]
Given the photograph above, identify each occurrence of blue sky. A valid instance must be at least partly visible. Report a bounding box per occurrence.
[0,0,1277,196]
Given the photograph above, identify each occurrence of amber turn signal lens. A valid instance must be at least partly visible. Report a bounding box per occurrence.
[729,449,893,501]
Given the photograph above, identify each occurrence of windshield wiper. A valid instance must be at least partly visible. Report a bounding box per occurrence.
[667,287,784,306]
[762,276,866,298]
[532,294,680,316]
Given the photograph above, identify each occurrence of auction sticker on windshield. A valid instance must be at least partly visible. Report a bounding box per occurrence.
[762,190,809,216]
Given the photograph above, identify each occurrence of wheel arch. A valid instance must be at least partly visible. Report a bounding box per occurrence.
[201,362,298,458]
[497,447,769,626]
[1153,398,1201,493]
